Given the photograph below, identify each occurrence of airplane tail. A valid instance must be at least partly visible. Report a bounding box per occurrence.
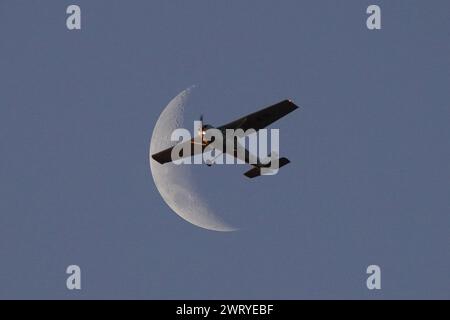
[243,157,290,178]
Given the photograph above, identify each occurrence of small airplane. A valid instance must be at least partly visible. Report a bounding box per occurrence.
[152,99,299,178]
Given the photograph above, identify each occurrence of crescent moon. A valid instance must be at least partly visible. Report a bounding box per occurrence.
[149,87,237,232]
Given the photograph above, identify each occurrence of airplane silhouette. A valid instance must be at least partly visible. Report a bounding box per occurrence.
[152,99,299,178]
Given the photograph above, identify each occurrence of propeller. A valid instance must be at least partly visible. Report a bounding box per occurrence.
[198,114,204,140]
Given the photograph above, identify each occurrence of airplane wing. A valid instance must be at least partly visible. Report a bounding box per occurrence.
[151,138,208,165]
[217,99,299,132]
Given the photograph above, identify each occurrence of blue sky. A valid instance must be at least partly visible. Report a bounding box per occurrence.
[0,0,449,299]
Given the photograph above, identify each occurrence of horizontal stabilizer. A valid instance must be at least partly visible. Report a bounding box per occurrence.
[243,167,262,179]
[243,157,290,178]
[277,157,291,168]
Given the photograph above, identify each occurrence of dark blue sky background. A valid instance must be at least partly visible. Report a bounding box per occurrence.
[0,1,449,299]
